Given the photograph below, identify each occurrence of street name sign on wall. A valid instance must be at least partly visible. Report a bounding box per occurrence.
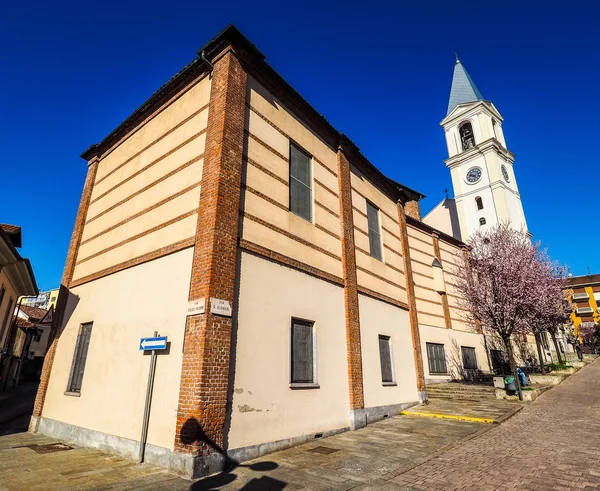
[210,298,232,317]
[139,336,168,351]
[187,298,205,316]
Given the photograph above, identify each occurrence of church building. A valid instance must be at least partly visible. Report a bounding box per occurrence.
[423,58,528,242]
[30,26,524,479]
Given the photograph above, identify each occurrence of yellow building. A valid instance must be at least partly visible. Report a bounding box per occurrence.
[565,274,600,335]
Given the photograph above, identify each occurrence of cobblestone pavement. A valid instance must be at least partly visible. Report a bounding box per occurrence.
[392,359,600,490]
[2,361,598,490]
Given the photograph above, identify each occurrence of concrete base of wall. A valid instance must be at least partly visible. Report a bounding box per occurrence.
[349,401,419,430]
[33,401,419,479]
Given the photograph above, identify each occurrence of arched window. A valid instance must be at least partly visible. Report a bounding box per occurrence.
[459,122,476,151]
[479,217,486,226]
[475,196,484,210]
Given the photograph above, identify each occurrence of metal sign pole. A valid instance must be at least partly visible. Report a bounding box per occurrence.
[139,330,158,463]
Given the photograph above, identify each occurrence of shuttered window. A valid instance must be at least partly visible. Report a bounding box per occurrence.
[0,297,13,347]
[67,323,93,393]
[291,320,314,384]
[289,143,312,221]
[367,202,382,261]
[426,343,448,374]
[378,335,394,383]
[461,346,478,370]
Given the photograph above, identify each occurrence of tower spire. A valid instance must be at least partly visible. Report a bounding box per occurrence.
[447,58,484,115]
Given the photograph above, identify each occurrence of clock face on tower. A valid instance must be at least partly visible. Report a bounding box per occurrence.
[501,165,510,182]
[465,166,482,184]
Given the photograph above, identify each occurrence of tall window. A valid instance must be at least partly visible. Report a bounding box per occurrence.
[0,285,5,312]
[475,196,483,210]
[461,346,478,370]
[479,217,486,226]
[426,343,448,374]
[0,297,13,347]
[67,323,93,393]
[378,335,394,384]
[291,319,315,385]
[459,122,476,151]
[289,143,312,221]
[367,202,382,261]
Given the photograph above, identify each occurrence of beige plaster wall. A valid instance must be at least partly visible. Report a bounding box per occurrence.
[242,76,342,278]
[0,269,18,347]
[228,252,349,450]
[42,248,193,451]
[419,324,490,380]
[358,294,418,408]
[349,170,407,304]
[72,76,210,283]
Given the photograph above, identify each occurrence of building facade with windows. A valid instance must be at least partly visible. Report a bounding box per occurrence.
[32,26,490,478]
[0,224,39,392]
[566,274,600,337]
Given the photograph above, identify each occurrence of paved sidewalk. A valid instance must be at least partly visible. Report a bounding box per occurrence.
[403,397,523,423]
[392,358,600,490]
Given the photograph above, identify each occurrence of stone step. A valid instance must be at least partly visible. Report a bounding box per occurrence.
[426,387,495,393]
[428,394,496,401]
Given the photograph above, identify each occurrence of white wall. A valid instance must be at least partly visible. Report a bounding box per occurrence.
[358,294,418,408]
[42,248,193,451]
[228,252,349,450]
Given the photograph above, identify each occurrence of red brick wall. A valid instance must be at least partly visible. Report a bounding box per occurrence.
[405,200,421,221]
[337,147,364,410]
[397,202,426,392]
[173,49,247,456]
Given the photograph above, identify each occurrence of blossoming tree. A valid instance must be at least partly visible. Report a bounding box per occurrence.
[453,224,568,373]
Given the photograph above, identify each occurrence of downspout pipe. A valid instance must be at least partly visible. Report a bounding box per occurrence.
[200,50,214,78]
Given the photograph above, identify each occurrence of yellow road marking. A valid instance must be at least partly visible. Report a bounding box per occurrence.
[400,410,495,424]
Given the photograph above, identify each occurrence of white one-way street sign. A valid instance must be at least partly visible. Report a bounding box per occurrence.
[139,336,167,351]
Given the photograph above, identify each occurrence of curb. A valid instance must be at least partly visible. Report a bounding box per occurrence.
[400,410,495,424]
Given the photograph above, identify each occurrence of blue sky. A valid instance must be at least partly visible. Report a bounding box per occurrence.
[1,1,598,290]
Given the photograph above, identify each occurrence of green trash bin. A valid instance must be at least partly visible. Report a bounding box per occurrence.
[504,376,516,392]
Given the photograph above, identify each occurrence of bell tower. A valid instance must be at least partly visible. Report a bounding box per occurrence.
[440,58,528,241]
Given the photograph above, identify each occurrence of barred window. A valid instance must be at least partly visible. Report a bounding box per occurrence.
[367,202,382,261]
[289,143,312,221]
[67,323,93,393]
[291,319,315,384]
[426,343,448,374]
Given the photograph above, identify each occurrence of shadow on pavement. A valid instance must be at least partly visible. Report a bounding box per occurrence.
[0,382,38,436]
[181,418,286,490]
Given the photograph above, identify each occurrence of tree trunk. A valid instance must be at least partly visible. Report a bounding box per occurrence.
[502,335,517,374]
[534,332,546,374]
[550,331,563,364]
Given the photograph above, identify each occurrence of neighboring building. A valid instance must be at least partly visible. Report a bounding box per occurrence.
[22,288,60,311]
[32,26,492,478]
[566,274,600,340]
[423,58,528,242]
[0,224,38,392]
[15,305,53,382]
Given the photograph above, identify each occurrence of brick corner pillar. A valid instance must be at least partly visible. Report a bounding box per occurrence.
[30,157,99,432]
[431,232,453,330]
[336,146,365,429]
[172,49,247,478]
[397,201,427,402]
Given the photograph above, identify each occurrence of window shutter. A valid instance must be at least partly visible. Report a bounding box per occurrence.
[378,336,393,382]
[461,347,477,370]
[367,202,382,261]
[68,323,93,392]
[292,321,313,383]
[427,343,447,374]
[289,144,312,221]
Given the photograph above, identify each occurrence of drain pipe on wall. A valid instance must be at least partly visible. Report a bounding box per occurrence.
[200,50,213,78]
